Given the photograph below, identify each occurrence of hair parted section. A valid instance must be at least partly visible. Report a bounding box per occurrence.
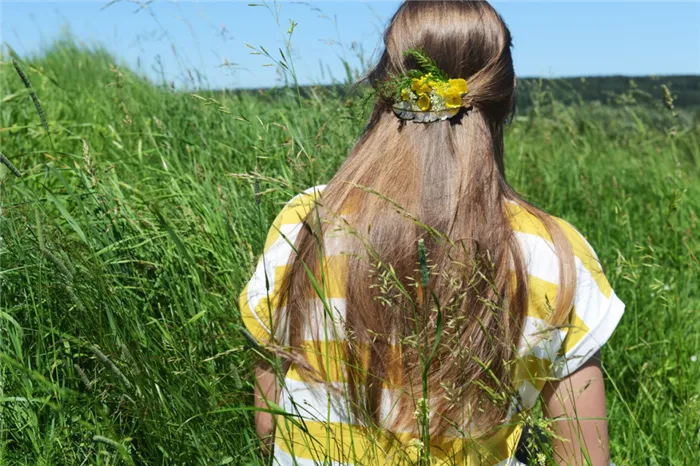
[274,0,577,438]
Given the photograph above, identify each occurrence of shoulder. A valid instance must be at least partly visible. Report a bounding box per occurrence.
[273,184,326,226]
[505,201,601,265]
[279,184,326,214]
[505,200,612,298]
[505,201,589,249]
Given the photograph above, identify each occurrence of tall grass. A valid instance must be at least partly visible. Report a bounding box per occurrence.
[1,36,699,465]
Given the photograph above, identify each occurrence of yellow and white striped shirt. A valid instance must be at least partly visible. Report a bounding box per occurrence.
[239,185,625,466]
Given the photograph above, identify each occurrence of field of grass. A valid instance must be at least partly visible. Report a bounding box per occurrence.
[1,39,699,465]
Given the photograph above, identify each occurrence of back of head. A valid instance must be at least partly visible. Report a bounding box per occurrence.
[373,0,515,122]
[278,0,575,437]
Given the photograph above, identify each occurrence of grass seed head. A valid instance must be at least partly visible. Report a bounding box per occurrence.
[0,152,22,178]
[12,58,49,131]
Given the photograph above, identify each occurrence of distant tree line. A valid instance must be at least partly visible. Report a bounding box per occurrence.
[514,75,700,111]
[228,75,699,111]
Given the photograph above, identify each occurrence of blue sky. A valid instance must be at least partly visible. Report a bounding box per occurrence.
[2,1,699,89]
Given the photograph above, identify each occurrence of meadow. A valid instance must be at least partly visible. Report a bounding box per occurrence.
[1,38,699,465]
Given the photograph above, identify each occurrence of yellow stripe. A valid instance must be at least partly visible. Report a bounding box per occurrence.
[526,274,559,320]
[298,255,348,300]
[321,255,347,299]
[264,191,323,250]
[513,355,553,389]
[286,340,405,388]
[522,275,591,358]
[562,306,590,352]
[275,419,392,465]
[239,282,271,343]
[238,265,288,344]
[553,218,612,298]
[247,269,589,380]
[506,203,552,240]
[275,418,518,465]
[285,321,589,387]
[286,340,348,383]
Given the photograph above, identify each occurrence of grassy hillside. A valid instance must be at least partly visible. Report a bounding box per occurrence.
[1,41,699,465]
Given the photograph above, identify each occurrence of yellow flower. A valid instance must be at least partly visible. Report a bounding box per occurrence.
[400,88,410,101]
[427,78,441,90]
[431,81,448,96]
[417,94,431,111]
[410,78,420,92]
[444,89,463,108]
[448,78,469,94]
[411,74,433,95]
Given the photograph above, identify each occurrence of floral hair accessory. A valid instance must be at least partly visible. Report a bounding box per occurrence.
[388,49,470,123]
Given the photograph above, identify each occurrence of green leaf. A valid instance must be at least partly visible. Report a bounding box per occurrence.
[46,191,87,244]
[404,48,448,81]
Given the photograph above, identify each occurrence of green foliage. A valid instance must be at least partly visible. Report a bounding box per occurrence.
[403,48,449,82]
[377,48,449,102]
[1,39,699,465]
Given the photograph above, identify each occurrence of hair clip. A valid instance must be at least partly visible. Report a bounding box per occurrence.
[387,49,470,123]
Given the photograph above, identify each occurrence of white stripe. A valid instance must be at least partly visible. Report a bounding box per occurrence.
[516,379,540,411]
[279,378,409,430]
[280,379,353,425]
[280,378,508,440]
[323,222,352,257]
[244,223,304,338]
[495,459,526,466]
[515,231,560,284]
[513,318,565,417]
[303,298,347,341]
[517,316,565,360]
[516,231,614,332]
[243,185,328,340]
[290,184,327,205]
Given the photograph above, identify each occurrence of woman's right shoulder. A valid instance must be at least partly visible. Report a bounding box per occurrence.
[505,199,613,304]
[507,200,625,378]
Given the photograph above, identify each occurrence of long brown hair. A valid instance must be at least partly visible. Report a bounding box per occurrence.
[276,0,576,437]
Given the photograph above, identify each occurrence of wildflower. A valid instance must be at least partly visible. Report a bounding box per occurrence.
[448,78,469,94]
[411,74,433,95]
[417,94,431,111]
[444,89,463,108]
[426,78,441,90]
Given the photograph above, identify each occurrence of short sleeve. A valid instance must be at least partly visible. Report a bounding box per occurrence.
[238,185,326,345]
[550,224,626,378]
